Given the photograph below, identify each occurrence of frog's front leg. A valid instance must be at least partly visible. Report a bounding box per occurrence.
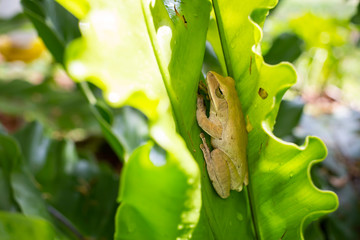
[200,133,230,198]
[196,95,222,138]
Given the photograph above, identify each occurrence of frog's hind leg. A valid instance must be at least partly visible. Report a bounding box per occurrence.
[200,133,230,198]
[224,158,244,192]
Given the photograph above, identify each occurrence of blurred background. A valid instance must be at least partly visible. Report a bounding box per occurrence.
[264,0,360,239]
[0,0,359,239]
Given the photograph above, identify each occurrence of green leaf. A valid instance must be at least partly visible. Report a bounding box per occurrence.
[273,99,304,142]
[56,0,210,238]
[13,122,51,174]
[0,132,77,237]
[0,168,18,211]
[55,0,90,20]
[11,169,52,221]
[0,212,59,240]
[264,32,304,64]
[111,107,149,154]
[205,13,227,75]
[209,0,338,239]
[0,133,51,221]
[0,134,20,212]
[351,2,360,25]
[45,157,119,239]
[12,122,119,239]
[116,142,200,240]
[0,134,22,172]
[88,98,126,160]
[85,96,150,160]
[304,221,325,240]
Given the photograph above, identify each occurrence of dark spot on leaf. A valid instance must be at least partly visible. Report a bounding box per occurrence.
[182,15,187,24]
[258,143,263,154]
[280,230,287,239]
[174,5,187,27]
[258,88,268,99]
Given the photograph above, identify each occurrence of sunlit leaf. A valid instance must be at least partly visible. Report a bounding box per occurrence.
[56,0,210,238]
[116,142,200,240]
[208,0,338,239]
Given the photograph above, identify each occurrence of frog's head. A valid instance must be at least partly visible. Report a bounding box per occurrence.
[207,71,233,111]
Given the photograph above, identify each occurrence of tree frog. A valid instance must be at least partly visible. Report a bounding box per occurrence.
[196,71,248,198]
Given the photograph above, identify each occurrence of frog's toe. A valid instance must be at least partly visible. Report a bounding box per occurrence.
[244,171,249,186]
[234,183,243,192]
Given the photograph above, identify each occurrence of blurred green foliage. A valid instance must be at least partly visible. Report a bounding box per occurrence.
[263,0,360,107]
[0,78,98,138]
[0,122,120,239]
[351,2,360,25]
[263,32,304,64]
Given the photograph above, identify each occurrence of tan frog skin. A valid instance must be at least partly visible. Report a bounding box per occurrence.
[196,71,248,198]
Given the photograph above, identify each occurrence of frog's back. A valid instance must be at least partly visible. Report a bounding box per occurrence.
[213,83,247,161]
[223,107,247,159]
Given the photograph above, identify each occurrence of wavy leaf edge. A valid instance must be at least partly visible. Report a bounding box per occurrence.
[248,2,339,238]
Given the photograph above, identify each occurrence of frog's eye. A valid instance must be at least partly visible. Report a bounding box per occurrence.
[215,87,224,99]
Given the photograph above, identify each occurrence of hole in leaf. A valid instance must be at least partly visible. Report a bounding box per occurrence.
[149,143,167,167]
[258,88,268,99]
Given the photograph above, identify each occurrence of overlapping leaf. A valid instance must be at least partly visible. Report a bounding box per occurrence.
[209,0,338,239]
[0,133,67,239]
[55,0,210,238]
[0,122,121,239]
